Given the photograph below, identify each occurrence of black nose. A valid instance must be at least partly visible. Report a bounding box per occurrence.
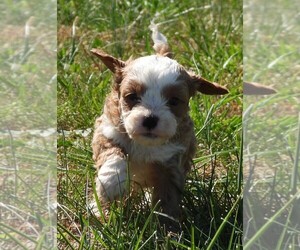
[142,115,159,130]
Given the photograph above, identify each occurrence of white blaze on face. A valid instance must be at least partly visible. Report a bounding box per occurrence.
[127,55,181,91]
[121,55,182,146]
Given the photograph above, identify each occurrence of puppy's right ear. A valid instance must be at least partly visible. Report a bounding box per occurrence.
[91,49,126,73]
[190,74,229,95]
[243,82,277,95]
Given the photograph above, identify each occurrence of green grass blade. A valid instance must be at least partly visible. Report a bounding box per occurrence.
[206,195,241,250]
[291,112,300,194]
[0,221,38,246]
[244,192,300,250]
[0,224,28,250]
[134,205,158,250]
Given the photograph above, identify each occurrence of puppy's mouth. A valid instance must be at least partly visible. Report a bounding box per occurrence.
[130,132,168,146]
[142,132,158,139]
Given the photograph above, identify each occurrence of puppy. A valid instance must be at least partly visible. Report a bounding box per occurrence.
[90,24,228,229]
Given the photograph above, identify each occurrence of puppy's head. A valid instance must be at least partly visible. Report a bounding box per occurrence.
[91,49,228,146]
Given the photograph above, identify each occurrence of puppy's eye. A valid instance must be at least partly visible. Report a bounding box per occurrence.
[168,97,180,106]
[125,93,141,105]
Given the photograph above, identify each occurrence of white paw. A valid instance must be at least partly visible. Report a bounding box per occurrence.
[96,155,127,201]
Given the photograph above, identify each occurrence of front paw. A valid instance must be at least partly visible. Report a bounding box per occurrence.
[96,155,127,202]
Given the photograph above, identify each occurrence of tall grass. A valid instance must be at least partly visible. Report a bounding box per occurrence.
[0,0,56,249]
[58,0,242,248]
[243,0,300,248]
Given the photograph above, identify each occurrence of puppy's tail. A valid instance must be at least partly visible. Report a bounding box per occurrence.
[149,21,172,58]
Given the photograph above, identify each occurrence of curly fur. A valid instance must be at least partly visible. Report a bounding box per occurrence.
[90,23,228,231]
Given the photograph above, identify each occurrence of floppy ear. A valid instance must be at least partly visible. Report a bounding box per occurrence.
[243,82,276,95]
[90,49,126,73]
[190,75,229,95]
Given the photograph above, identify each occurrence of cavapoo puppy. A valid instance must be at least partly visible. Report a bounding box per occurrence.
[90,23,228,230]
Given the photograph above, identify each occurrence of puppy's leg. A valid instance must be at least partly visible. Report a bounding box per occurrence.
[91,117,128,205]
[96,154,128,203]
[151,159,185,232]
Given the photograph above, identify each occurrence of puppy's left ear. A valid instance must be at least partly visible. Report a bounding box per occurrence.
[190,75,229,95]
[91,49,126,73]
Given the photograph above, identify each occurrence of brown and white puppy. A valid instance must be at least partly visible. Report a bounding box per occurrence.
[90,24,228,228]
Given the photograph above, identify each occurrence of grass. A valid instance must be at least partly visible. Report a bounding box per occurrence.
[1,0,297,248]
[0,0,56,249]
[243,0,300,248]
[58,0,242,249]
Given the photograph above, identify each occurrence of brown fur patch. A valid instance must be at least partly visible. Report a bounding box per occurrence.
[92,116,126,170]
[120,80,146,110]
[190,74,229,95]
[162,83,190,117]
[244,82,276,95]
[154,43,173,58]
[103,90,122,129]
[171,115,196,174]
